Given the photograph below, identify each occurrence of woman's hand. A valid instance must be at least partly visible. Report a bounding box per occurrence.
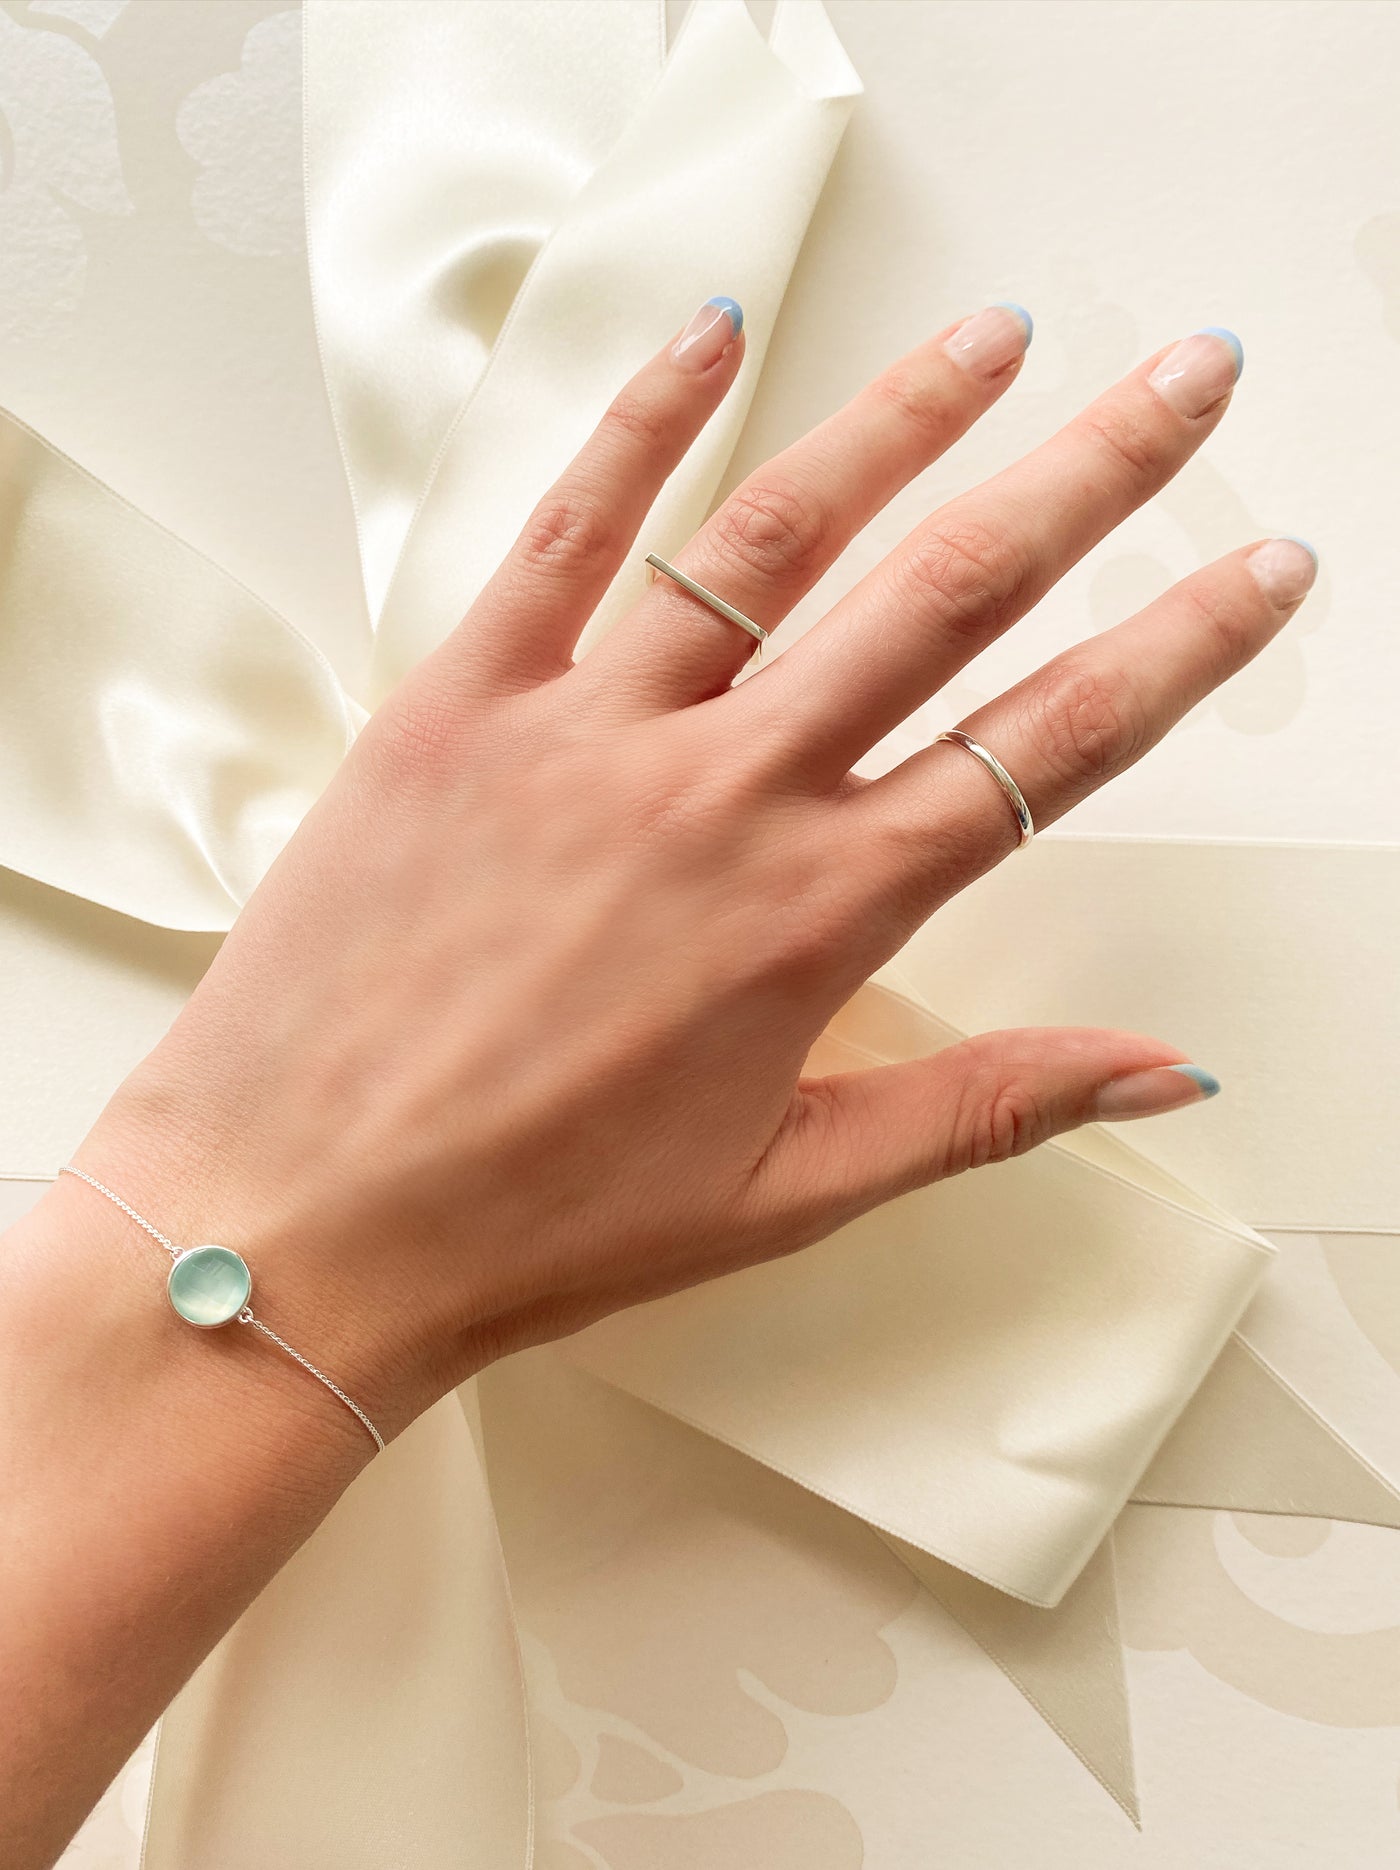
[72,299,1311,1440]
[2,295,1316,1866]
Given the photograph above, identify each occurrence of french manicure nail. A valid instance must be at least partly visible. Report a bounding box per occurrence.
[1147,327,1243,418]
[1247,536,1319,606]
[943,302,1034,379]
[1092,1062,1221,1122]
[672,296,743,373]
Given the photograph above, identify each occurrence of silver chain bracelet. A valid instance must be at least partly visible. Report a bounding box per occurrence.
[57,1163,385,1453]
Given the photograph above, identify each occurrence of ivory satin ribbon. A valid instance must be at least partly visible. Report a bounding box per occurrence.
[0,2,1393,1861]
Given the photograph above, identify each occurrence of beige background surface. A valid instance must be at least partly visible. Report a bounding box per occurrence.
[1,0,1396,1863]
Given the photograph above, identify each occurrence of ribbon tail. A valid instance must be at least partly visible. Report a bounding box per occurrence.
[881,1529,1141,1827]
[1134,1333,1400,1528]
[141,1385,532,1870]
[872,1333,1400,1825]
[1117,1335,1400,1729]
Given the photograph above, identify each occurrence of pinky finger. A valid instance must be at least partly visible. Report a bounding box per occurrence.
[451,296,746,693]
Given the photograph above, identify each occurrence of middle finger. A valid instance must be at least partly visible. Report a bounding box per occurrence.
[739,327,1245,784]
[578,303,1035,709]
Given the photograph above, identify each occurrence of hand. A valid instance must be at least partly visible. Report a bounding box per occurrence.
[77,299,1313,1444]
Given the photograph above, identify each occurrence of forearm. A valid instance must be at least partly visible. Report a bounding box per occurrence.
[0,1120,373,1870]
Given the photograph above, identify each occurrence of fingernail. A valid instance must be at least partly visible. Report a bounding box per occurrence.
[672,296,743,373]
[1147,328,1243,418]
[1247,535,1319,607]
[943,302,1033,379]
[1092,1062,1221,1122]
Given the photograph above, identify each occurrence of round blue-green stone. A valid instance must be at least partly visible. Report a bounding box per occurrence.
[167,1244,251,1327]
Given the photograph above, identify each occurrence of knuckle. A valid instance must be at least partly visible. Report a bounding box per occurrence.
[1174,574,1256,679]
[1077,404,1163,485]
[624,768,722,848]
[942,1059,1050,1176]
[979,1079,1048,1166]
[518,488,619,577]
[709,473,834,581]
[355,686,466,791]
[599,389,672,453]
[768,906,843,988]
[900,516,1034,643]
[869,362,952,446]
[739,860,858,995]
[1030,660,1145,785]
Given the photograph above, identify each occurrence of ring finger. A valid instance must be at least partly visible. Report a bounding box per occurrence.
[738,327,1246,784]
[844,535,1318,930]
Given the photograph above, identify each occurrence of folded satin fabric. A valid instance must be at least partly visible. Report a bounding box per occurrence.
[304,0,664,629]
[0,404,364,929]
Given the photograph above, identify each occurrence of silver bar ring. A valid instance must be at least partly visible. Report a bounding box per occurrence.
[645,552,769,658]
[931,728,1035,848]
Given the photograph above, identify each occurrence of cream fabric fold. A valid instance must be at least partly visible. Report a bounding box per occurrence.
[304,0,662,627]
[882,1531,1139,1823]
[866,1334,1400,1824]
[0,406,364,930]
[1134,1333,1400,1526]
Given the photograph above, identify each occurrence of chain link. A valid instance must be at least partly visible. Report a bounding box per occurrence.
[238,1312,385,1450]
[57,1163,385,1453]
[58,1163,181,1258]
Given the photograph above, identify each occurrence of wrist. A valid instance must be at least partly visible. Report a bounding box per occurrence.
[8,1162,375,1496]
[41,1001,398,1466]
[0,1121,374,1866]
[64,1051,453,1446]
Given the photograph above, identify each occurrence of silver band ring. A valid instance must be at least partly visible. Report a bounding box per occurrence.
[645,552,769,650]
[931,729,1035,848]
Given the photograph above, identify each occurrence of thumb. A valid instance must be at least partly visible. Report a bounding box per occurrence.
[755,1027,1220,1225]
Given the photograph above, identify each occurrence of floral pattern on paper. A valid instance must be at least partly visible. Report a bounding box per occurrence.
[175,10,301,259]
[0,6,132,342]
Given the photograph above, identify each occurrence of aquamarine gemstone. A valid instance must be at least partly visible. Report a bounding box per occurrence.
[167,1244,251,1327]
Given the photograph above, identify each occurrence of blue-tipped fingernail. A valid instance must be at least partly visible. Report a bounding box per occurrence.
[706,295,743,336]
[1194,326,1244,381]
[1149,328,1243,416]
[1281,535,1319,569]
[991,301,1034,344]
[1093,1061,1221,1121]
[673,296,743,371]
[945,303,1034,378]
[1248,538,1318,605]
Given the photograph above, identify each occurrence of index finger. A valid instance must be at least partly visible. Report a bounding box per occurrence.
[576,303,1036,711]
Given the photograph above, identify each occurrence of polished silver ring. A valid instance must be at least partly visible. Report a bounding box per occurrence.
[932,728,1034,848]
[645,552,768,653]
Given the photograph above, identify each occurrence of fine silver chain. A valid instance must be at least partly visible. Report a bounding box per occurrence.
[57,1163,385,1453]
